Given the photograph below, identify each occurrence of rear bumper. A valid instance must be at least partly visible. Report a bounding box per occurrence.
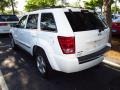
[0,29,10,34]
[53,45,111,73]
[78,46,110,64]
[54,55,104,73]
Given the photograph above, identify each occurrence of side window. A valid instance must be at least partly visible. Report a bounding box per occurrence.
[40,13,57,32]
[26,14,38,29]
[18,15,27,28]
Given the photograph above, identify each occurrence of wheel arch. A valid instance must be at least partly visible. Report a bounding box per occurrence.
[33,45,43,57]
[32,45,60,71]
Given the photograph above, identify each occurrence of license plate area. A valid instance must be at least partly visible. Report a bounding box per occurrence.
[78,46,110,64]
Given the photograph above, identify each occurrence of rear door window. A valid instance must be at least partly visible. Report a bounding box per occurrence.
[0,15,19,22]
[40,13,57,32]
[65,11,107,32]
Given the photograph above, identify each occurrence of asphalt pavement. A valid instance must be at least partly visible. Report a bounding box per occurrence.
[0,35,120,90]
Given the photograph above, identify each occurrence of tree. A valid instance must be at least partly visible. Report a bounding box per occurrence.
[112,6,120,13]
[84,0,103,10]
[114,0,120,13]
[84,0,114,13]
[0,0,9,14]
[5,10,19,14]
[0,0,16,14]
[10,0,15,14]
[25,0,56,11]
[103,0,112,43]
[103,0,112,28]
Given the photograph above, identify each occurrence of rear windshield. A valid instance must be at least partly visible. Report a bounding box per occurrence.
[65,11,107,32]
[0,15,19,22]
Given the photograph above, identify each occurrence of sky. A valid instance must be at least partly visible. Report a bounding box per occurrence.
[16,0,86,11]
[16,0,26,11]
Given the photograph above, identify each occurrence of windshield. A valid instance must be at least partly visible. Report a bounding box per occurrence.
[65,11,107,32]
[0,15,19,22]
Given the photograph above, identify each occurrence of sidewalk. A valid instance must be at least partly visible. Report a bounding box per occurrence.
[103,57,120,68]
[103,36,120,69]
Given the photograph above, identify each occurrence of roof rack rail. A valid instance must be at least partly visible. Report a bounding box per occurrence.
[33,6,86,11]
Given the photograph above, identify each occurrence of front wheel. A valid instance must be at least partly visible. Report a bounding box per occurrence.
[10,36,17,50]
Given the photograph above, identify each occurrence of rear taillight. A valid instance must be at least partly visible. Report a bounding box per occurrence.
[0,23,7,26]
[58,36,75,54]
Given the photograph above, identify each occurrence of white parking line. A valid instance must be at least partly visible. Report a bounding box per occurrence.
[0,70,8,90]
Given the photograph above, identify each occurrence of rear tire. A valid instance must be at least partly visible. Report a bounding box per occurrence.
[35,49,53,78]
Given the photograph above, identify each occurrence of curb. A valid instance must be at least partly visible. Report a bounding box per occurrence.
[103,58,120,68]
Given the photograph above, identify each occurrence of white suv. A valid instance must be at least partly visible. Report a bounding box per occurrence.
[10,8,111,78]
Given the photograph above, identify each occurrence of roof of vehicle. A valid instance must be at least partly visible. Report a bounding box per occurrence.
[0,14,19,22]
[25,7,94,15]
